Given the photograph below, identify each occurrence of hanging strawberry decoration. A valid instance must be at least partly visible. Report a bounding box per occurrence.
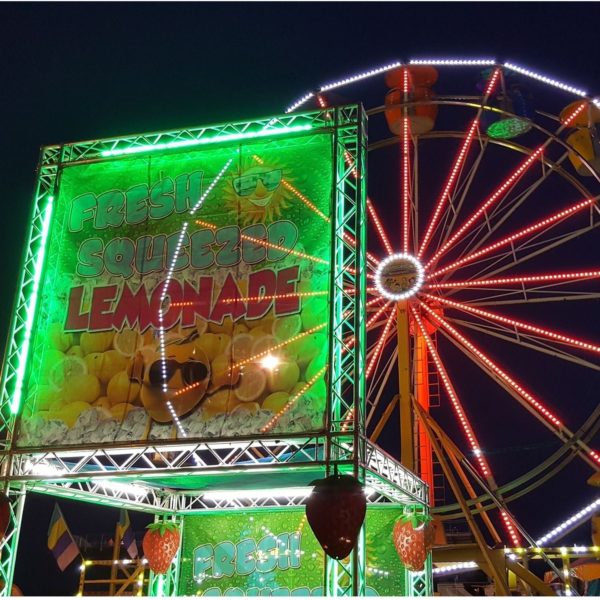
[0,494,10,540]
[392,509,434,572]
[305,473,366,560]
[142,521,181,574]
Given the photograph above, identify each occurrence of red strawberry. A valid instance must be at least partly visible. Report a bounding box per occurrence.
[306,474,366,560]
[142,522,181,574]
[392,511,433,572]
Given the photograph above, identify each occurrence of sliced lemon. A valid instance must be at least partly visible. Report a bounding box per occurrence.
[272,314,302,342]
[113,329,143,357]
[48,355,87,390]
[232,333,255,362]
[234,364,267,403]
[267,361,300,394]
[202,389,240,419]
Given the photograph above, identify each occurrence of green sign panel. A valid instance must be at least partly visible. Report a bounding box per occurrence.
[18,131,333,447]
[179,507,406,596]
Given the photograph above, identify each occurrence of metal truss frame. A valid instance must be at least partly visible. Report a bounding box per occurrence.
[0,105,429,596]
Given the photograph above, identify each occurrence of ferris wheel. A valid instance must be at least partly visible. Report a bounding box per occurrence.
[288,58,600,548]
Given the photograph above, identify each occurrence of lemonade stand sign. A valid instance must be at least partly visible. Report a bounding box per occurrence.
[17,134,333,447]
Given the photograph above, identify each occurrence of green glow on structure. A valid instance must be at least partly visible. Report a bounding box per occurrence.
[101,124,314,157]
[487,117,532,140]
[11,196,54,414]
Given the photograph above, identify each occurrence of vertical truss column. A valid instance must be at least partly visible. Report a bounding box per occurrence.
[325,105,367,596]
[147,514,183,597]
[404,554,432,597]
[0,487,26,596]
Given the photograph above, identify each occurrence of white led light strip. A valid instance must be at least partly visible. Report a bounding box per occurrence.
[535,497,600,545]
[432,561,479,575]
[157,158,233,444]
[504,62,588,97]
[410,58,495,66]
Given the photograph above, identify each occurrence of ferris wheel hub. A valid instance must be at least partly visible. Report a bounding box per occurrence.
[374,253,425,301]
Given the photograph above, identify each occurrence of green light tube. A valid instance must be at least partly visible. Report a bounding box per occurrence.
[101,124,314,158]
[11,196,54,414]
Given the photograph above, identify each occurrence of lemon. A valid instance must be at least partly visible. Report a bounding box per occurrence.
[193,317,208,337]
[113,329,142,357]
[93,396,111,412]
[232,323,249,336]
[248,327,267,339]
[52,401,91,427]
[85,350,129,385]
[262,391,290,412]
[67,345,84,358]
[232,333,255,362]
[251,334,278,358]
[63,374,101,404]
[267,361,300,394]
[305,352,327,382]
[110,403,136,421]
[36,385,59,411]
[81,331,114,355]
[107,371,140,406]
[202,389,239,419]
[290,332,326,367]
[208,317,234,335]
[195,333,231,362]
[272,315,302,342]
[48,355,87,390]
[301,299,325,332]
[211,353,240,388]
[234,364,266,402]
[48,322,73,352]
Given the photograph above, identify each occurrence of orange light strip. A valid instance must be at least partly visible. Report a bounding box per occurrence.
[220,290,328,304]
[261,366,327,432]
[232,321,328,371]
[424,269,600,289]
[253,155,330,223]
[425,147,545,269]
[365,312,396,379]
[411,306,492,478]
[429,196,598,278]
[194,219,329,265]
[422,292,600,354]
[421,302,563,428]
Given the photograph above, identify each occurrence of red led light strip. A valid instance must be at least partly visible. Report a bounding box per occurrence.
[424,269,600,289]
[411,307,492,477]
[418,69,501,260]
[425,147,545,269]
[420,302,563,428]
[501,510,522,547]
[422,293,600,354]
[430,196,598,278]
[402,116,412,253]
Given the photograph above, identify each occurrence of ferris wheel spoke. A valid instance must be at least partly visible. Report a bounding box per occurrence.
[468,292,600,306]
[418,69,501,259]
[421,291,600,360]
[429,195,600,279]
[366,312,397,379]
[446,316,600,372]
[366,346,398,429]
[425,101,590,271]
[411,306,495,481]
[453,151,571,264]
[421,302,600,469]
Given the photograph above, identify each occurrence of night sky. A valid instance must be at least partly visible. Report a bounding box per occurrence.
[1,3,600,595]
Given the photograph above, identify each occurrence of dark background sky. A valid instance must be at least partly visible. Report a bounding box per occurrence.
[1,2,600,595]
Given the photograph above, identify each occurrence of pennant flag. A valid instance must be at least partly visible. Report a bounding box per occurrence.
[117,509,138,559]
[47,504,80,571]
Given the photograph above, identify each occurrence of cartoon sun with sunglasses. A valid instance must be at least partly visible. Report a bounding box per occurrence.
[226,162,291,225]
